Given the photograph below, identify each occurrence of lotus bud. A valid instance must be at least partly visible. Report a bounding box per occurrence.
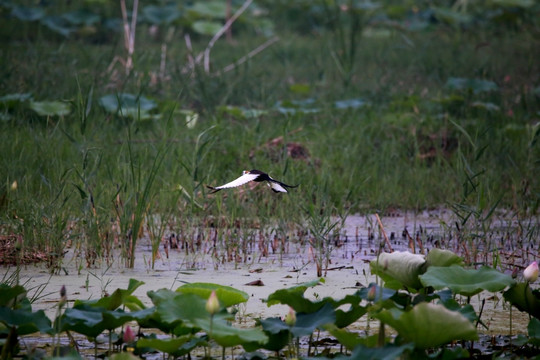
[284,307,296,326]
[59,285,67,306]
[524,261,539,283]
[367,284,377,302]
[123,325,136,343]
[206,290,220,315]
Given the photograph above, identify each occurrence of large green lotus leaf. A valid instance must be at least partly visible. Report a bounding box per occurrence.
[0,93,32,110]
[154,292,232,329]
[30,100,71,116]
[59,307,104,338]
[142,4,181,25]
[0,284,27,307]
[192,20,222,36]
[425,249,463,267]
[99,93,157,116]
[177,282,248,308]
[190,2,227,18]
[292,302,335,338]
[347,343,415,360]
[252,318,289,352]
[445,77,498,94]
[108,353,141,360]
[420,266,515,297]
[266,278,324,313]
[503,283,540,319]
[492,0,534,7]
[432,8,473,25]
[75,278,144,310]
[147,288,177,306]
[193,317,267,348]
[62,10,100,25]
[324,324,365,351]
[528,318,540,346]
[370,251,426,290]
[137,334,203,356]
[375,302,478,349]
[0,307,52,335]
[40,16,74,37]
[12,6,45,21]
[331,293,367,328]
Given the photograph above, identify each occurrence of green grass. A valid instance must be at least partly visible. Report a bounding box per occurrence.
[1,3,539,265]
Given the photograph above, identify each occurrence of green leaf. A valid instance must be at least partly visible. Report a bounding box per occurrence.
[420,266,515,297]
[324,324,365,350]
[0,93,32,110]
[99,93,157,119]
[334,98,368,110]
[0,284,27,307]
[137,335,203,356]
[40,16,74,37]
[375,303,478,349]
[528,318,540,346]
[370,251,426,290]
[154,292,208,326]
[78,278,144,310]
[266,278,324,313]
[192,20,222,36]
[194,317,268,348]
[425,248,463,267]
[30,100,71,117]
[62,10,100,26]
[142,4,181,25]
[0,307,52,335]
[11,6,45,21]
[190,2,227,18]
[177,282,248,308]
[445,77,498,94]
[503,283,540,319]
[292,302,335,337]
[348,343,415,359]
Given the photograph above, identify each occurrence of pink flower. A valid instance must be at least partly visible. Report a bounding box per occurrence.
[123,325,135,343]
[524,261,539,283]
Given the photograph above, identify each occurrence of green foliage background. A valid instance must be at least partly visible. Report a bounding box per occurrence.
[0,0,539,257]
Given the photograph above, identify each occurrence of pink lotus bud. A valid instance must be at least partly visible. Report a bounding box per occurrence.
[284,307,296,326]
[524,261,539,283]
[367,284,377,302]
[123,325,135,343]
[205,290,220,315]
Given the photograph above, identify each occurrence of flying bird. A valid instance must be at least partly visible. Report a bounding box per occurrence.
[207,169,298,193]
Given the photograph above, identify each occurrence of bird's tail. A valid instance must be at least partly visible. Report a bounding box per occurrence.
[206,185,221,194]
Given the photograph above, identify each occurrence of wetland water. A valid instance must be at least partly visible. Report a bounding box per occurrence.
[3,209,537,355]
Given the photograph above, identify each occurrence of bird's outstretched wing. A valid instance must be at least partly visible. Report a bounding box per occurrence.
[269,180,298,193]
[206,172,260,193]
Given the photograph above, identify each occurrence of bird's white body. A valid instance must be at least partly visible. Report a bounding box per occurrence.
[207,170,297,193]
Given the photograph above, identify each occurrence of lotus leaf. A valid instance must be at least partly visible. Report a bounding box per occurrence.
[503,283,540,319]
[30,100,71,116]
[445,77,498,94]
[266,278,325,313]
[370,251,426,290]
[420,266,515,297]
[425,248,463,267]
[177,282,248,307]
[192,20,222,36]
[137,335,204,357]
[0,307,52,335]
[375,302,478,349]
